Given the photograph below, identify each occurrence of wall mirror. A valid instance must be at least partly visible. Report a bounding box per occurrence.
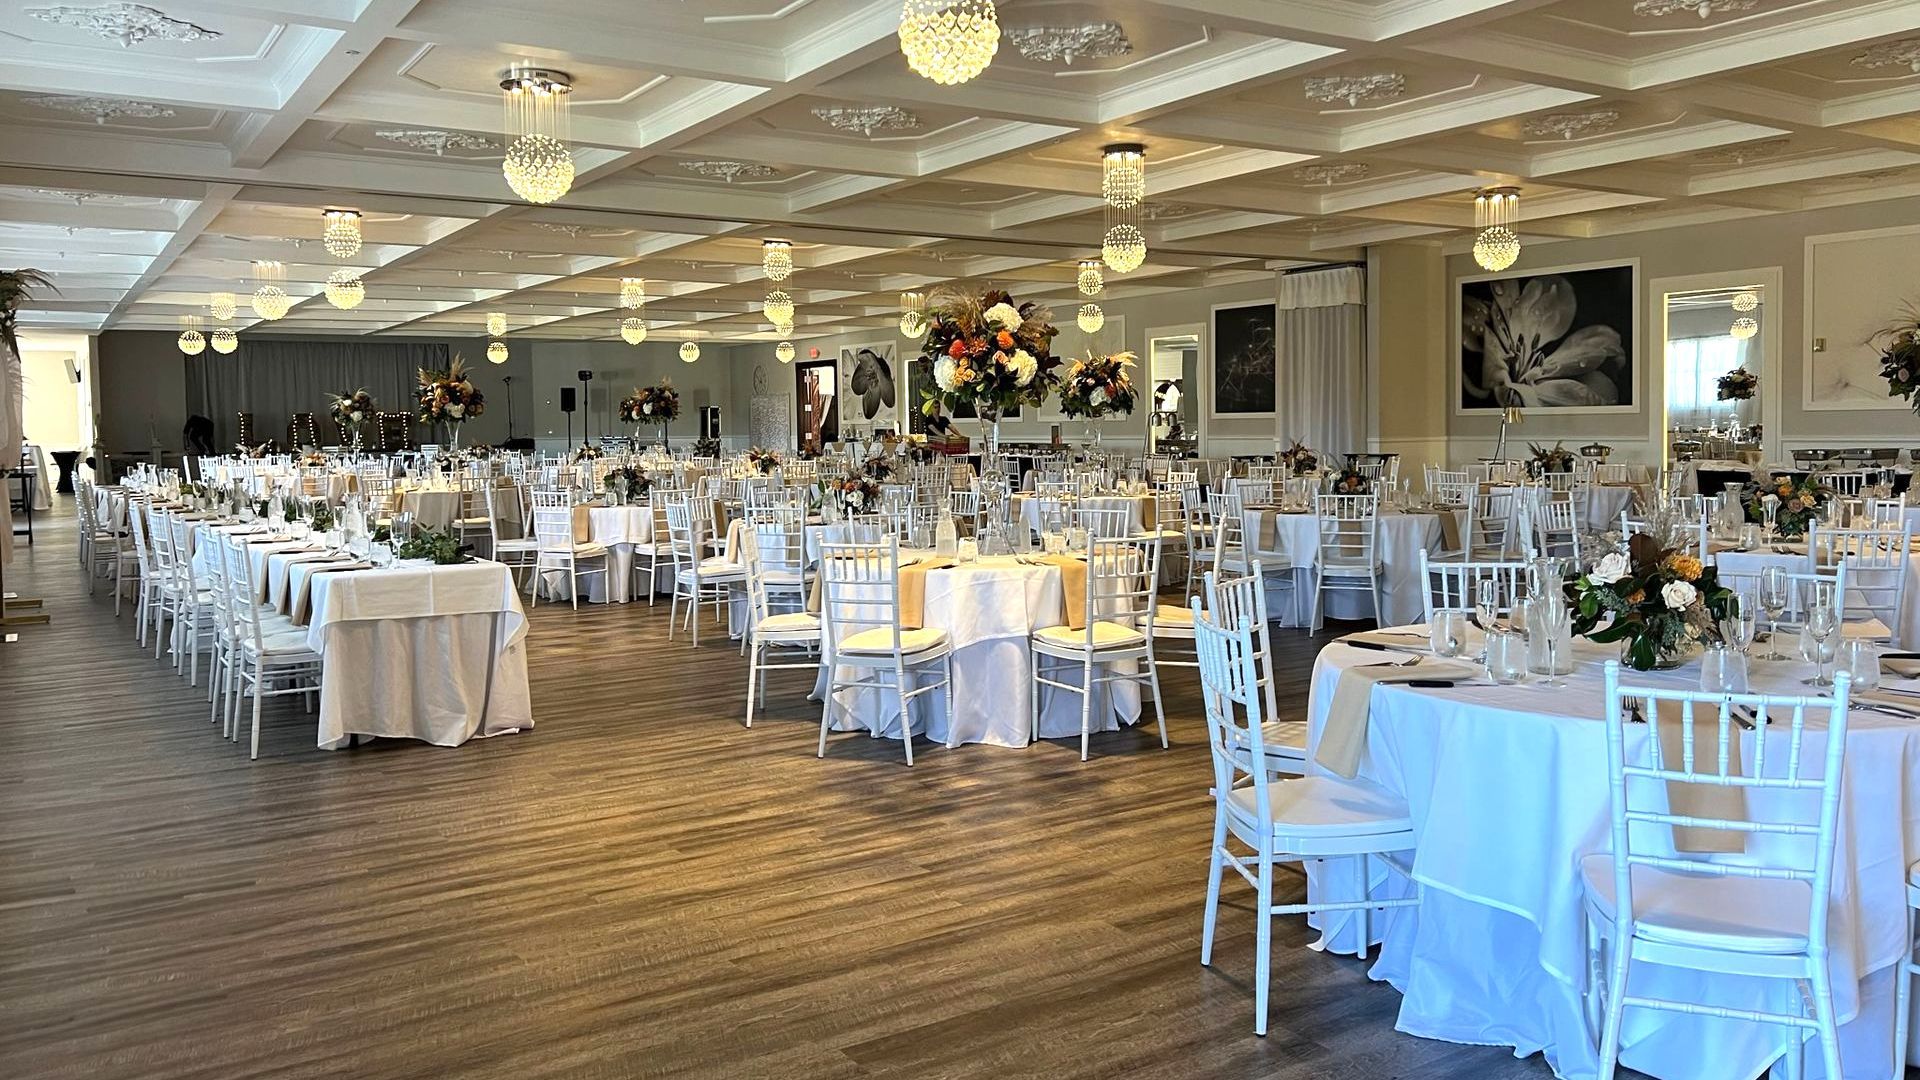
[1144,323,1201,455]
[1661,284,1764,466]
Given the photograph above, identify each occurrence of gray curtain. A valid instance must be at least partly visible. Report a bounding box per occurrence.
[1276,267,1366,458]
[187,340,448,449]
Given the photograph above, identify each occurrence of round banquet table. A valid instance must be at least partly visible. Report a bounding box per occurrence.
[538,503,657,604]
[1012,493,1155,537]
[816,552,1144,749]
[1241,507,1447,628]
[1304,632,1920,1079]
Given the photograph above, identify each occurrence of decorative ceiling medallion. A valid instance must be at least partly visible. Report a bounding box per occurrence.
[27,3,219,47]
[680,160,778,183]
[373,129,499,156]
[533,223,588,237]
[1004,21,1132,65]
[1521,110,1621,141]
[22,94,176,125]
[1138,201,1200,220]
[1691,139,1790,165]
[810,105,921,137]
[1631,0,1756,17]
[1304,73,1405,107]
[1851,39,1920,74]
[1293,163,1371,186]
[31,188,109,204]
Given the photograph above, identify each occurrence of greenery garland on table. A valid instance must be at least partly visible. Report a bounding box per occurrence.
[395,527,473,565]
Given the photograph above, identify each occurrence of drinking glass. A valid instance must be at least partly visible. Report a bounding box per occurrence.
[1762,499,1779,544]
[1699,643,1749,695]
[1474,579,1501,660]
[1487,627,1528,685]
[1719,589,1757,655]
[1429,609,1468,659]
[1740,524,1761,552]
[1759,566,1789,660]
[1802,600,1839,688]
[1840,639,1881,693]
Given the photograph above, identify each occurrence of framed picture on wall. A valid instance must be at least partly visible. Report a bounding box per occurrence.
[1039,315,1127,421]
[1455,258,1639,415]
[1209,302,1277,417]
[838,342,899,430]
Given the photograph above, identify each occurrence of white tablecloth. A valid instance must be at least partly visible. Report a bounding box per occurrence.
[819,554,1143,748]
[1241,508,1444,627]
[1304,634,1920,1079]
[306,561,532,750]
[1714,545,1920,647]
[539,503,657,604]
[1013,493,1151,537]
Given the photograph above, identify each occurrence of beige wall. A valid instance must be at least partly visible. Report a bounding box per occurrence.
[20,348,83,452]
[1368,243,1447,470]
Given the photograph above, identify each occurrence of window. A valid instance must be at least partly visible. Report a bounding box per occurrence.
[1667,334,1748,429]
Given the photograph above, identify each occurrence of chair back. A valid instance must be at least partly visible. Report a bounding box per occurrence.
[1205,562,1277,726]
[1601,662,1850,959]
[662,496,707,574]
[219,532,272,653]
[530,488,580,553]
[1812,522,1911,645]
[1074,532,1160,645]
[1193,606,1273,834]
[168,515,201,596]
[818,536,907,657]
[1314,493,1379,568]
[1824,470,1868,497]
[1075,503,1132,539]
[1864,495,1907,528]
[1426,468,1472,507]
[1418,550,1529,623]
[485,484,522,545]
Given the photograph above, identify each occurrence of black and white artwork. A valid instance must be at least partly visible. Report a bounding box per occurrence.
[1210,302,1277,416]
[1458,260,1637,413]
[840,343,897,425]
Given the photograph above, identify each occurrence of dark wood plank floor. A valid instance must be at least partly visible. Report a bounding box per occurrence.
[1,500,1584,1080]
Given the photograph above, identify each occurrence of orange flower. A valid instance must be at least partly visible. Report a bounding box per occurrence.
[1662,553,1703,582]
[1626,588,1646,605]
[947,338,967,360]
[996,330,1015,350]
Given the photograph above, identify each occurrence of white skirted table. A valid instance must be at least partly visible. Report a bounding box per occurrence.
[1241,507,1446,627]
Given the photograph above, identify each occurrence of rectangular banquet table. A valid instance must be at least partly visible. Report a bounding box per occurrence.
[1303,632,1920,1079]
[305,560,532,750]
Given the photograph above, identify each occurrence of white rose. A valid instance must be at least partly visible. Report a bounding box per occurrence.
[642,403,653,415]
[447,403,465,418]
[1588,552,1630,585]
[1006,349,1038,387]
[1090,385,1108,405]
[1661,580,1697,610]
[934,356,958,391]
[984,302,1021,330]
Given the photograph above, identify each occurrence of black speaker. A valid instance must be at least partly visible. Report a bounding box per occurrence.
[560,387,577,413]
[699,405,721,440]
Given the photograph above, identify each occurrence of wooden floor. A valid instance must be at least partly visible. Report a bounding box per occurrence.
[1,500,1590,1080]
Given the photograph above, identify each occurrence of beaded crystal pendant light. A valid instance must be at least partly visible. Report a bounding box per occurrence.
[1472,187,1521,272]
[1101,143,1147,274]
[761,240,792,282]
[177,314,205,356]
[619,276,646,310]
[210,327,237,355]
[620,316,647,345]
[500,66,575,204]
[250,261,290,320]
[899,290,927,338]
[1731,290,1759,312]
[763,289,794,324]
[1077,302,1104,334]
[487,340,509,364]
[209,290,236,322]
[1076,259,1103,296]
[899,0,999,86]
[680,340,700,363]
[772,316,795,338]
[321,209,362,258]
[486,311,507,337]
[775,340,795,364]
[324,269,365,310]
[1730,317,1758,340]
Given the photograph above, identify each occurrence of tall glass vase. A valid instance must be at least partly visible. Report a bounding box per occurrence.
[444,421,461,452]
[660,421,670,451]
[975,409,1015,556]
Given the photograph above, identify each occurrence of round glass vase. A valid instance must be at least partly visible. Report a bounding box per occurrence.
[1619,634,1697,672]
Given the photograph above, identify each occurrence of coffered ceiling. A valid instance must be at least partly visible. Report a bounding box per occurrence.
[4,0,1920,342]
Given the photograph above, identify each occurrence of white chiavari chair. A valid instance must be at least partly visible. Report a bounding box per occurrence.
[1823,470,1868,497]
[529,488,609,612]
[1030,532,1166,761]
[1585,663,1852,1080]
[1183,483,1218,599]
[1310,493,1381,630]
[124,497,165,645]
[946,487,981,538]
[1418,550,1531,623]
[1532,489,1580,560]
[166,514,219,686]
[1074,503,1132,540]
[1426,468,1473,508]
[740,525,822,726]
[1810,521,1911,646]
[1195,606,1421,1035]
[486,484,538,591]
[816,536,953,765]
[665,495,743,643]
[1203,562,1303,775]
[219,531,323,760]
[1864,494,1907,528]
[144,504,185,661]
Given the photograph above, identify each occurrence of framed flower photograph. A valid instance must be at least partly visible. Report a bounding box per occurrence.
[1456,259,1639,415]
[838,342,899,428]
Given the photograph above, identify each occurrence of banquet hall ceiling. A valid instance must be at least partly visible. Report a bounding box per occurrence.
[7,0,1920,341]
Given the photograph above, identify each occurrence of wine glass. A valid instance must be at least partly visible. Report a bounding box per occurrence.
[1762,498,1780,545]
[1487,627,1529,685]
[1759,566,1789,660]
[1719,589,1757,655]
[1700,643,1749,695]
[1429,609,1468,659]
[1802,599,1839,688]
[1474,579,1501,660]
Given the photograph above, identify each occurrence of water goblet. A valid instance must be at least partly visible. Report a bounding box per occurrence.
[1474,578,1501,660]
[1487,627,1529,685]
[1718,590,1757,655]
[1699,643,1749,696]
[1759,566,1789,660]
[1802,601,1839,688]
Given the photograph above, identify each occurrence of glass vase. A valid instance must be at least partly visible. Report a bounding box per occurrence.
[975,410,1014,556]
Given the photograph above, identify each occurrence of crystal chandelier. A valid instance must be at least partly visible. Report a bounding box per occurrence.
[324,269,364,310]
[776,341,795,364]
[1077,302,1104,334]
[1731,290,1759,312]
[899,0,999,86]
[250,261,290,320]
[1103,223,1145,274]
[209,290,235,321]
[1077,260,1103,296]
[1471,187,1521,272]
[1730,317,1758,340]
[1101,143,1147,274]
[500,66,575,204]
[619,277,646,310]
[621,317,647,345]
[321,209,362,258]
[764,290,794,324]
[487,340,509,364]
[210,327,237,355]
[762,240,792,282]
[899,290,926,337]
[680,340,700,363]
[486,311,507,337]
[177,314,204,356]
[773,316,795,338]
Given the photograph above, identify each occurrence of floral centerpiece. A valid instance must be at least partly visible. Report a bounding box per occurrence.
[827,471,883,515]
[1057,350,1138,418]
[623,383,680,446]
[860,452,902,483]
[573,445,602,464]
[690,434,721,459]
[1876,303,1920,414]
[1280,441,1319,476]
[327,388,376,449]
[299,450,329,468]
[1742,474,1830,539]
[1570,529,1733,671]
[1716,368,1758,401]
[747,446,782,475]
[603,465,649,505]
[916,286,1060,426]
[1328,468,1371,495]
[417,356,485,449]
[1528,440,1575,476]
[235,441,270,458]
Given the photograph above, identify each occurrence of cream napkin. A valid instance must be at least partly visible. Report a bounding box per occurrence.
[1317,659,1474,778]
[1034,554,1090,629]
[896,559,955,629]
[1436,510,1463,553]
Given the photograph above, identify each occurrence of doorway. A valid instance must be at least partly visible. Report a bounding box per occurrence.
[796,359,838,455]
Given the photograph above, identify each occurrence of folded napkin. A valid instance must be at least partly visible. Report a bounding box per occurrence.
[1435,509,1463,554]
[1317,659,1474,778]
[1852,690,1920,717]
[1139,495,1159,531]
[1033,553,1091,630]
[1655,698,1747,855]
[897,558,955,629]
[1884,658,1920,679]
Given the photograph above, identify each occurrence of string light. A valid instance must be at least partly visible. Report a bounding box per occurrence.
[324,269,364,309]
[500,66,574,204]
[761,240,792,282]
[321,209,362,258]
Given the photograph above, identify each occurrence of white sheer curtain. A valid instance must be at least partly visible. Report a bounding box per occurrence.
[1666,334,1750,429]
[187,340,448,450]
[1276,266,1366,457]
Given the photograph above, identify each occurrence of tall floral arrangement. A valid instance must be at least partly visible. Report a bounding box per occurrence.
[916,285,1059,420]
[623,383,679,426]
[747,447,782,475]
[1716,368,1758,401]
[416,356,485,432]
[1527,440,1575,476]
[1279,441,1318,476]
[328,387,376,449]
[1570,527,1733,671]
[1328,468,1371,495]
[1057,350,1138,418]
[827,470,883,515]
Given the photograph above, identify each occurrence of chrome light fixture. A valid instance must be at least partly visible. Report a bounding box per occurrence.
[775,340,795,364]
[1471,186,1521,272]
[321,209,362,258]
[761,240,793,282]
[620,317,647,345]
[250,261,290,320]
[899,0,999,86]
[500,66,575,204]
[324,269,364,310]
[487,340,509,364]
